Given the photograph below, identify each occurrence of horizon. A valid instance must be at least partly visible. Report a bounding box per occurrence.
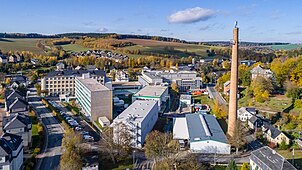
[1,0,302,43]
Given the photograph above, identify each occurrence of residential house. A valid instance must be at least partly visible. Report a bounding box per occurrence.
[250,64,273,79]
[8,55,18,63]
[2,113,32,147]
[0,55,7,64]
[262,122,290,145]
[4,89,28,115]
[0,133,23,170]
[56,62,65,71]
[223,80,231,95]
[248,115,263,130]
[240,60,256,67]
[9,75,28,88]
[250,146,296,170]
[115,70,129,82]
[237,107,256,122]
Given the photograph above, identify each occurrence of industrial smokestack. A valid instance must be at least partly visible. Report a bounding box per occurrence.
[227,22,239,137]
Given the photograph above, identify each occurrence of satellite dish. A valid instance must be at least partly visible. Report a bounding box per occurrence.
[234,21,238,28]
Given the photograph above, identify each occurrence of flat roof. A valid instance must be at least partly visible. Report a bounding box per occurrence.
[113,100,157,124]
[173,114,228,144]
[76,77,109,92]
[134,85,167,98]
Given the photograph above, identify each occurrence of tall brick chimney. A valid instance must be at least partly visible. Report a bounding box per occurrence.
[227,22,239,137]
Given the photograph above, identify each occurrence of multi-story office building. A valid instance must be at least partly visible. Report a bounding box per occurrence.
[138,70,202,92]
[132,85,169,112]
[75,75,113,121]
[41,69,107,96]
[112,100,158,148]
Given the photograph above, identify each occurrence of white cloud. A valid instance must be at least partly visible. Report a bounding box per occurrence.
[168,7,216,24]
[97,27,108,32]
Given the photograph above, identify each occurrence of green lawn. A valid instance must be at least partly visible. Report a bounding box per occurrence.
[277,149,302,169]
[0,38,46,54]
[61,44,91,52]
[239,95,292,112]
[193,95,215,113]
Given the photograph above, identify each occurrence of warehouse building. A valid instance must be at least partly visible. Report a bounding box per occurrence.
[173,114,230,154]
[75,74,113,121]
[112,100,158,148]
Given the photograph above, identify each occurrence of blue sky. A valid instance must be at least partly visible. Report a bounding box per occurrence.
[1,0,301,43]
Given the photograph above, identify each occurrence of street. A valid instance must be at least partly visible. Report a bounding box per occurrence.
[207,86,227,105]
[28,88,64,170]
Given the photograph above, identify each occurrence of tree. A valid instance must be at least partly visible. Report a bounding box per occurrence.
[171,82,179,94]
[145,131,179,163]
[60,128,82,170]
[240,163,249,170]
[213,97,228,119]
[216,72,231,92]
[226,159,237,170]
[222,60,231,70]
[5,78,10,85]
[228,121,246,154]
[35,84,41,96]
[250,76,273,103]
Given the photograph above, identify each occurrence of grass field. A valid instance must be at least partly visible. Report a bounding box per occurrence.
[277,149,302,169]
[61,44,91,52]
[122,38,221,57]
[0,38,46,54]
[269,44,302,50]
[239,94,291,112]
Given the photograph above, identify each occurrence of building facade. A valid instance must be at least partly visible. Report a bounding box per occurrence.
[132,85,169,113]
[237,107,256,122]
[250,65,273,80]
[112,100,158,148]
[41,69,107,96]
[138,70,202,92]
[75,75,113,121]
[0,133,23,170]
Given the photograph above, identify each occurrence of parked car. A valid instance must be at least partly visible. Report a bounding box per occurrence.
[83,135,94,141]
[80,131,89,135]
[65,117,73,121]
[75,126,83,131]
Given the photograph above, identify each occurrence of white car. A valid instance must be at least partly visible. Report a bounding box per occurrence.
[80,131,89,135]
[83,135,94,141]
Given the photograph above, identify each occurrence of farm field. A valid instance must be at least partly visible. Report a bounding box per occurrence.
[61,44,91,52]
[0,38,46,54]
[269,44,302,50]
[122,38,223,57]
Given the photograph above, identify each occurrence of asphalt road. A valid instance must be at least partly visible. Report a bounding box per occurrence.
[207,86,227,105]
[28,88,64,170]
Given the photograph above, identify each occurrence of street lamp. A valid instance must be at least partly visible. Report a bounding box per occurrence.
[133,150,136,168]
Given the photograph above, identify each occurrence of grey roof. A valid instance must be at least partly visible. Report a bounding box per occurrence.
[10,75,27,84]
[263,122,282,139]
[7,97,28,111]
[250,65,273,75]
[45,69,105,78]
[4,89,25,101]
[1,133,22,151]
[251,146,296,170]
[186,114,228,143]
[3,113,31,130]
[223,80,231,87]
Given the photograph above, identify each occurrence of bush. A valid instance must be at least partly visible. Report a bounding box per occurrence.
[294,99,302,108]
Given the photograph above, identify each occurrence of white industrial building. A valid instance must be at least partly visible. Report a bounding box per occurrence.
[173,114,230,154]
[112,100,158,148]
[132,85,169,113]
[138,69,202,92]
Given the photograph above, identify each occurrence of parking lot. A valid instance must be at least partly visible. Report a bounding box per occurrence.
[48,100,101,142]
